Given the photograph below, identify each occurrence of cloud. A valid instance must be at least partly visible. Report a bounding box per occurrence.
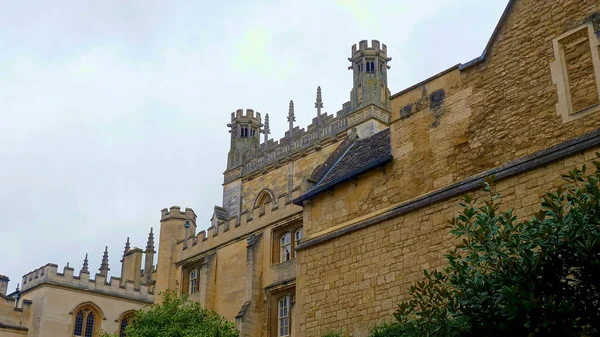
[231,26,297,80]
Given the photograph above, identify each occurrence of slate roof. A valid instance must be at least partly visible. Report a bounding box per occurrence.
[293,128,392,205]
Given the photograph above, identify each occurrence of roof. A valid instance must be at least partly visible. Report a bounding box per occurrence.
[293,128,392,205]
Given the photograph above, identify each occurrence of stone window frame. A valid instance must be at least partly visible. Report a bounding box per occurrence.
[189,268,198,294]
[277,295,291,337]
[181,261,202,295]
[293,228,303,258]
[550,23,600,123]
[70,302,102,337]
[280,233,292,263]
[266,284,295,337]
[271,221,303,265]
[117,310,135,337]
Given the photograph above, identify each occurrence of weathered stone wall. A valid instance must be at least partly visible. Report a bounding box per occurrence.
[214,240,247,320]
[20,285,146,337]
[297,146,600,337]
[297,1,600,336]
[240,139,342,214]
[0,296,31,337]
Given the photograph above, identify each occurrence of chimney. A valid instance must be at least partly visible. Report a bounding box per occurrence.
[121,248,143,288]
[0,275,9,296]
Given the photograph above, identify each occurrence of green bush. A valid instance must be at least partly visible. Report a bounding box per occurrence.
[101,290,238,337]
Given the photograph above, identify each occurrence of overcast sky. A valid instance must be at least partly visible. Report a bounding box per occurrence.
[0,0,508,289]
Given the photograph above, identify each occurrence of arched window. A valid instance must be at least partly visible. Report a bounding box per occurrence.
[119,312,135,337]
[278,296,290,337]
[73,305,100,337]
[280,233,291,262]
[255,189,276,215]
[294,228,303,258]
[381,83,385,103]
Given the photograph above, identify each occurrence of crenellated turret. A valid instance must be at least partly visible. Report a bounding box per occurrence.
[227,109,263,170]
[156,206,197,301]
[348,40,392,112]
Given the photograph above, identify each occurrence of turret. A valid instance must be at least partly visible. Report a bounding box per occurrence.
[348,40,392,112]
[155,206,197,301]
[226,109,263,169]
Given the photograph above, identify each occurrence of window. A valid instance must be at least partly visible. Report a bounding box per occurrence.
[294,228,302,257]
[73,306,99,337]
[357,62,363,72]
[280,233,291,262]
[278,296,290,337]
[366,60,375,73]
[551,23,600,123]
[119,313,134,337]
[189,269,197,294]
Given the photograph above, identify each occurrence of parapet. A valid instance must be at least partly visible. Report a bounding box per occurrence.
[231,109,262,123]
[20,264,153,303]
[178,189,303,262]
[225,102,353,183]
[161,206,197,223]
[352,40,387,56]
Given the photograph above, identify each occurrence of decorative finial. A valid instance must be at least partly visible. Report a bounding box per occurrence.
[315,86,323,116]
[16,283,19,292]
[287,100,295,123]
[66,262,70,268]
[263,113,271,146]
[123,237,130,256]
[99,246,110,277]
[81,253,89,273]
[146,228,155,253]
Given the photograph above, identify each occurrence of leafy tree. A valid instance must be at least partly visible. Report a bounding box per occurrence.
[373,160,600,336]
[101,290,238,337]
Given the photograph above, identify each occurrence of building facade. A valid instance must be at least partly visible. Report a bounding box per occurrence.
[0,233,156,337]
[2,1,600,336]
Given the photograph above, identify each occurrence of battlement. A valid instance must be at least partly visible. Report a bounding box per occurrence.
[224,102,354,183]
[178,189,303,261]
[231,109,262,122]
[20,264,153,303]
[352,40,387,56]
[161,206,197,223]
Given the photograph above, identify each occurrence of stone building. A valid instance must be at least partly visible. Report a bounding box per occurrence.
[3,0,600,336]
[0,232,156,337]
[156,1,600,336]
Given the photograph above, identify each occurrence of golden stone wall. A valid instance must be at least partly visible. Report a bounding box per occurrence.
[0,296,31,337]
[297,147,600,336]
[296,1,600,336]
[19,285,147,337]
[240,140,342,213]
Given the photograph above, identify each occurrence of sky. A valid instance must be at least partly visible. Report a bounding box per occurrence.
[0,0,508,289]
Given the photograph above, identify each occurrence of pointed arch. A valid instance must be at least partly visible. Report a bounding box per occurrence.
[69,301,105,319]
[70,301,103,337]
[254,188,277,214]
[117,310,136,337]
